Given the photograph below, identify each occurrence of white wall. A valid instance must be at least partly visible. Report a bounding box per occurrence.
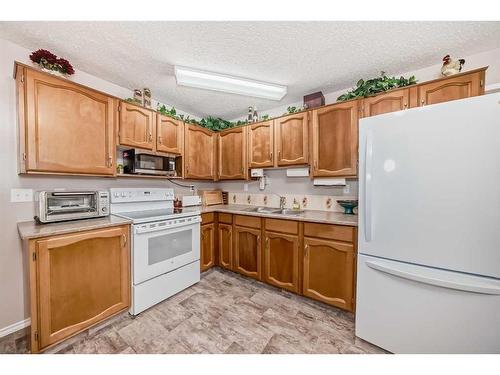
[0,38,212,332]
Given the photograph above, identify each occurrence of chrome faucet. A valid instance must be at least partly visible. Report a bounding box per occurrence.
[279,196,286,209]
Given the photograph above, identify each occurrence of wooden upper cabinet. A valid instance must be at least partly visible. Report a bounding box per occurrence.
[119,102,154,150]
[156,115,183,154]
[218,127,247,180]
[418,69,486,107]
[312,100,358,177]
[247,120,274,168]
[274,112,309,166]
[303,237,355,312]
[362,87,418,118]
[21,67,116,176]
[184,124,216,180]
[34,226,130,350]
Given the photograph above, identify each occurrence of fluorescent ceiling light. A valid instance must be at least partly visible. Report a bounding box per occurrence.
[174,66,287,101]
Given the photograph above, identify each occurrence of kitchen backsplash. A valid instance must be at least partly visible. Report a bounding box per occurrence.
[226,192,358,213]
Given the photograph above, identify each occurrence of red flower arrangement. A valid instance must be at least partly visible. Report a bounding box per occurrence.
[29,49,75,75]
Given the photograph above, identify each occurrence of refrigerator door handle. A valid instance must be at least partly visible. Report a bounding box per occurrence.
[366,260,500,295]
[364,130,373,241]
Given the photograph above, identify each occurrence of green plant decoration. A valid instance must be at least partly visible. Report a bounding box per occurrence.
[283,106,306,115]
[261,114,270,120]
[125,97,142,105]
[337,72,417,101]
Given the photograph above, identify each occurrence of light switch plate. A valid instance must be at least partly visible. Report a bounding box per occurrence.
[11,188,33,202]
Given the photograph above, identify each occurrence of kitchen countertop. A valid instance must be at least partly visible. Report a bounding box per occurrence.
[197,204,358,226]
[17,215,133,240]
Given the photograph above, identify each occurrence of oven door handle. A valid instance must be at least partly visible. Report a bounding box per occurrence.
[51,192,97,196]
[134,217,201,234]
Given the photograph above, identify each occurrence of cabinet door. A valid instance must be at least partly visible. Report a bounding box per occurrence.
[119,102,154,150]
[362,88,414,117]
[312,100,358,177]
[218,223,233,270]
[233,226,261,280]
[248,121,274,167]
[36,226,130,350]
[303,237,355,311]
[200,223,215,272]
[184,124,216,180]
[264,232,299,293]
[274,112,309,166]
[218,127,247,180]
[156,115,183,154]
[418,70,485,107]
[24,69,115,175]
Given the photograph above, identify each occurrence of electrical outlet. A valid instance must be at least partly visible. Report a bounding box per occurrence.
[343,184,351,194]
[11,188,33,202]
[243,183,248,192]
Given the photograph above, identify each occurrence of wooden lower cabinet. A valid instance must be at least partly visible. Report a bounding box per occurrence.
[200,223,215,272]
[233,226,261,280]
[28,225,130,353]
[263,231,300,293]
[302,237,355,312]
[218,223,233,269]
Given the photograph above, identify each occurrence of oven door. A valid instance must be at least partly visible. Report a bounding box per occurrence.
[132,219,200,285]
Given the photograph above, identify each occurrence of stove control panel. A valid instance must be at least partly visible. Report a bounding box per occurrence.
[110,188,174,203]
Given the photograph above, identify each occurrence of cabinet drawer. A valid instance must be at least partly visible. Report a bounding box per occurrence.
[265,218,298,234]
[218,213,233,224]
[201,212,215,224]
[304,222,355,243]
[234,215,261,229]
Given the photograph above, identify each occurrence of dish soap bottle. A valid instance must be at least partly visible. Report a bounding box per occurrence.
[292,198,301,211]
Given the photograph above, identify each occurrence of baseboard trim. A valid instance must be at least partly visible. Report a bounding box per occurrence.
[0,318,31,338]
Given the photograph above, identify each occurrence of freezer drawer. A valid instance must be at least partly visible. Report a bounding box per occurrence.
[355,254,500,353]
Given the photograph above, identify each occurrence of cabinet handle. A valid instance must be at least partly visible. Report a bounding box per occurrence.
[421,99,425,106]
[149,133,153,142]
[257,235,260,243]
[314,160,318,170]
[304,244,309,256]
[266,237,270,249]
[278,150,281,160]
[108,156,113,167]
[270,151,273,160]
[122,234,127,248]
[158,136,162,144]
[403,103,408,109]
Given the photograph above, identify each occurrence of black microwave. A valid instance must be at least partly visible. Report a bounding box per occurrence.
[123,149,177,176]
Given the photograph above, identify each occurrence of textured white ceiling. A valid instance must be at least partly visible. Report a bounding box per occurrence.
[1,21,499,119]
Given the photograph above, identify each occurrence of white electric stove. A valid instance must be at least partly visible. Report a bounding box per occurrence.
[110,188,201,315]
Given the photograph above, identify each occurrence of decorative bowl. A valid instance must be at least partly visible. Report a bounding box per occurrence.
[336,200,358,215]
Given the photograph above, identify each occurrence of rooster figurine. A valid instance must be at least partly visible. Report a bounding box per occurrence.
[441,55,465,77]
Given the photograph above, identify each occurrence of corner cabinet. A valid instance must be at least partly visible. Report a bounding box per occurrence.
[311,100,358,177]
[274,112,309,166]
[17,66,116,176]
[247,120,274,168]
[200,213,216,272]
[156,115,184,154]
[118,102,155,150]
[218,127,247,180]
[184,124,216,180]
[27,225,130,353]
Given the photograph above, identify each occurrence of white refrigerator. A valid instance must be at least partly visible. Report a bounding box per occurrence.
[356,93,500,354]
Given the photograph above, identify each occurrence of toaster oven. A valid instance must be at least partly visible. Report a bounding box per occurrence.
[35,190,110,223]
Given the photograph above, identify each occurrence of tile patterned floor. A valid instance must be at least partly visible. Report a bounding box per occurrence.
[0,268,386,354]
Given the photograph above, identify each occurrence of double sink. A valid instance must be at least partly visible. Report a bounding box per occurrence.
[243,206,305,216]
